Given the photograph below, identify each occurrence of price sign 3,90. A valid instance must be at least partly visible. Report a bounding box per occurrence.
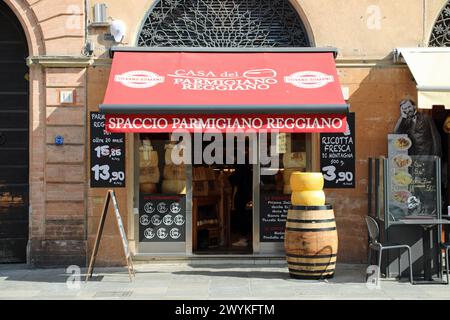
[322,165,354,184]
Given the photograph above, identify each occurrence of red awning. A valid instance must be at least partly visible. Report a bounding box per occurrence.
[101,48,348,133]
[101,48,347,114]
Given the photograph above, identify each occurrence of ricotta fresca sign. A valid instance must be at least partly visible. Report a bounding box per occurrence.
[103,51,346,108]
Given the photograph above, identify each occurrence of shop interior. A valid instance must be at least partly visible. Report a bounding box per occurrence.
[137,132,308,254]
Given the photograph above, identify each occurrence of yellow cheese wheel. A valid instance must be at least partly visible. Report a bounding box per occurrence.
[290,172,324,192]
[162,179,186,194]
[139,150,158,167]
[139,167,160,183]
[165,145,184,165]
[283,168,306,184]
[140,183,157,194]
[283,152,306,169]
[283,184,292,195]
[291,191,326,206]
[163,165,186,180]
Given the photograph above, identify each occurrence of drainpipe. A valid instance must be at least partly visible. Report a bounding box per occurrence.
[83,0,90,256]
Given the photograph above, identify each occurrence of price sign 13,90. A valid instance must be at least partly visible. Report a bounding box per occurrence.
[91,164,125,185]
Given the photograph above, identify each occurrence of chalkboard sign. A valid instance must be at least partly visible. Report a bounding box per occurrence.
[90,112,126,188]
[111,190,130,258]
[260,194,290,242]
[320,112,355,188]
[139,194,186,242]
[87,190,135,281]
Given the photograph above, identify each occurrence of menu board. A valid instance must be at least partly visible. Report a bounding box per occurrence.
[320,113,355,188]
[389,163,438,221]
[90,112,126,188]
[260,194,290,242]
[139,194,186,242]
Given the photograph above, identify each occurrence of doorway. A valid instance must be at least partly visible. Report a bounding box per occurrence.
[0,2,30,263]
[192,134,253,254]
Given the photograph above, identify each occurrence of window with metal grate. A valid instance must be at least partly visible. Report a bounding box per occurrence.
[429,0,450,47]
[137,0,311,47]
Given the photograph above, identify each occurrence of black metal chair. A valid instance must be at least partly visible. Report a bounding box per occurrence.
[365,216,414,284]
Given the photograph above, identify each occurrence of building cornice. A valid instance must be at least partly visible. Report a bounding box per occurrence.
[26,55,407,69]
[27,56,93,68]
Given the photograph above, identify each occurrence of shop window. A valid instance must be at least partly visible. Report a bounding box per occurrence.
[260,133,308,195]
[138,133,187,195]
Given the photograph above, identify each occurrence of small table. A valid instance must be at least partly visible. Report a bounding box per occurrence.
[390,218,450,284]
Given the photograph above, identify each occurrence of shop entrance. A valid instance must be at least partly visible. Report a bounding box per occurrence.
[0,2,29,263]
[192,134,253,254]
[136,132,311,255]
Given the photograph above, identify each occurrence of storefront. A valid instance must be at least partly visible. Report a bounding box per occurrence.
[2,0,450,266]
[95,47,348,255]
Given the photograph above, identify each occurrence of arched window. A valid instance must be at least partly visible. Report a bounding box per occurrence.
[137,0,311,47]
[429,0,450,47]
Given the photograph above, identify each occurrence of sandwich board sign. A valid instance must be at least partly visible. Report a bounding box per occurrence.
[86,190,135,281]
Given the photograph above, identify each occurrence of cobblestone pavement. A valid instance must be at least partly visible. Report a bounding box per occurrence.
[0,263,449,300]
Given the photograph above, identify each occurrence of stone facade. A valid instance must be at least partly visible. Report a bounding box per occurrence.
[3,0,449,266]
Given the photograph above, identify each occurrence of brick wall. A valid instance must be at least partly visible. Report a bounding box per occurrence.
[326,66,417,263]
[7,0,89,266]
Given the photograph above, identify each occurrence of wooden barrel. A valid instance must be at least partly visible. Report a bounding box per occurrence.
[285,205,338,279]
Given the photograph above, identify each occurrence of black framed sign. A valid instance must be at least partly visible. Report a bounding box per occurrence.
[90,112,126,188]
[320,112,356,189]
[260,194,290,242]
[139,194,186,242]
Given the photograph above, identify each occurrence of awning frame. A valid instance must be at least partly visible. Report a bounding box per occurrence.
[100,104,349,115]
[109,46,339,58]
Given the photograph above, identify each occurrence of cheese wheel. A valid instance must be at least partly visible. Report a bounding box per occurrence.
[291,191,326,206]
[165,145,184,165]
[290,172,324,192]
[283,152,306,169]
[139,167,160,184]
[283,184,292,195]
[139,150,158,167]
[444,116,450,134]
[162,179,186,194]
[283,168,306,184]
[163,165,186,180]
[139,183,157,194]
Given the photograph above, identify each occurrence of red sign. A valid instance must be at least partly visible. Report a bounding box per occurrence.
[102,51,346,110]
[105,114,347,133]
